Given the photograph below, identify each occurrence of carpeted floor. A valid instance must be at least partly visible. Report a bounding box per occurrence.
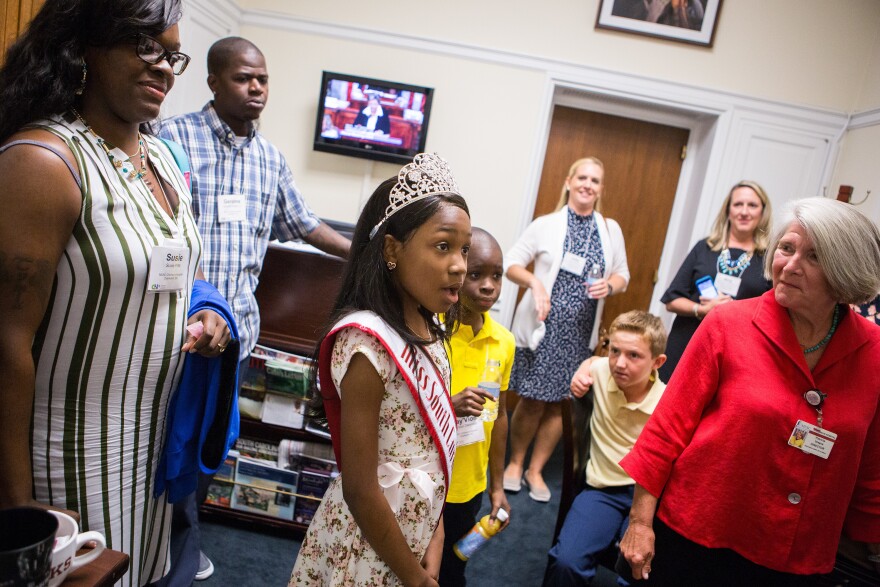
[198,442,622,586]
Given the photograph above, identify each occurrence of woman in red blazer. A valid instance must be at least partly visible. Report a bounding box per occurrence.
[619,198,880,586]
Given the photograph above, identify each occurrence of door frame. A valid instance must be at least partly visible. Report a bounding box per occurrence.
[498,66,847,331]
[499,74,725,330]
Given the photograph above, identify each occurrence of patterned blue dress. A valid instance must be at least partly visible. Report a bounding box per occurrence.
[510,208,605,402]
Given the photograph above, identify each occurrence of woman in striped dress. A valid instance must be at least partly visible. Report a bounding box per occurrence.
[0,1,232,585]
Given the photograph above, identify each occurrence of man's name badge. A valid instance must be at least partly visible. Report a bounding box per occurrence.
[147,238,189,293]
[714,273,742,298]
[788,419,836,459]
[217,194,247,223]
[456,416,485,447]
[560,252,586,276]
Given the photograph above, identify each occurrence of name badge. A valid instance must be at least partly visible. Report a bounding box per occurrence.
[788,419,836,459]
[147,239,189,293]
[560,252,587,276]
[217,194,247,223]
[456,416,485,447]
[714,273,742,298]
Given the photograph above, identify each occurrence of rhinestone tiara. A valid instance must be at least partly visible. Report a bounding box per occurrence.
[369,153,462,239]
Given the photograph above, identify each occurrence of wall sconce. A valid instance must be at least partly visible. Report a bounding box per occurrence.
[836,185,872,205]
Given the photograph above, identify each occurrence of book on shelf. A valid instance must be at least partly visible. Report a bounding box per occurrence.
[265,360,310,399]
[297,469,332,499]
[304,419,332,440]
[292,496,321,526]
[260,393,307,429]
[231,456,299,520]
[277,439,336,471]
[298,454,338,476]
[240,344,315,422]
[253,344,312,367]
[234,438,278,464]
[204,451,238,508]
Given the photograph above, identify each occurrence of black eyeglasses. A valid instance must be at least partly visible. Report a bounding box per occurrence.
[135,34,190,75]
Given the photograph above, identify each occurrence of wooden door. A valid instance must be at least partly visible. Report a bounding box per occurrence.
[1,0,45,64]
[534,106,689,333]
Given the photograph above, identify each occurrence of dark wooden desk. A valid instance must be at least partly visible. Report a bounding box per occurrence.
[255,244,345,355]
[64,548,129,587]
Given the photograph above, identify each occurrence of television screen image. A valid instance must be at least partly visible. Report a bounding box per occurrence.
[314,71,434,165]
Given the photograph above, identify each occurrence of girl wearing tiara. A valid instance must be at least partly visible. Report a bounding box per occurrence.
[290,154,470,587]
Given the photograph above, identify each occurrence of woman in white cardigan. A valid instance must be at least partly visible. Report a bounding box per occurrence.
[502,157,630,502]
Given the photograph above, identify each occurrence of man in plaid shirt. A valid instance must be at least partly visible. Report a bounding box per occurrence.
[159,36,350,584]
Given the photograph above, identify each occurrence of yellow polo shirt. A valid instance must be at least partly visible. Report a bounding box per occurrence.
[585,357,666,488]
[446,313,516,503]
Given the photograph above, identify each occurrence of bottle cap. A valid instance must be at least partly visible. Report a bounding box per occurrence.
[495,508,509,523]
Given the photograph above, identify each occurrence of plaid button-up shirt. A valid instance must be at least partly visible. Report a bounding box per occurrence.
[160,103,320,359]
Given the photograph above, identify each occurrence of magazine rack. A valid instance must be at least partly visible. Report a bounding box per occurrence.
[200,242,345,535]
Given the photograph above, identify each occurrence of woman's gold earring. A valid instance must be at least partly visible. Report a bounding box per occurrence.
[386,261,397,271]
[75,61,87,96]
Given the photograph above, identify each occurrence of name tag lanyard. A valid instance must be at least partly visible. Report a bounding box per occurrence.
[560,215,598,276]
[788,388,837,460]
[804,388,827,427]
[564,215,597,259]
[147,166,191,293]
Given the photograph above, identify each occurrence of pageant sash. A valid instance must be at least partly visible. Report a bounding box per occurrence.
[318,311,457,493]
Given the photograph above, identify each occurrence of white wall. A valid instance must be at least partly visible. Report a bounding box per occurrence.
[832,124,880,224]
[830,17,880,225]
[169,0,880,320]
[239,0,880,112]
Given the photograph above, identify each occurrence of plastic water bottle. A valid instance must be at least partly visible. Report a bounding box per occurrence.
[453,508,509,561]
[586,263,602,299]
[479,359,502,422]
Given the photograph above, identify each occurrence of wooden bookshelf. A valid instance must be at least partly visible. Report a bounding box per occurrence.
[200,241,345,534]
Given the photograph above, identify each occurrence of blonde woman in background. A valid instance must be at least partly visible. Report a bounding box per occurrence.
[658,181,772,382]
[502,157,629,502]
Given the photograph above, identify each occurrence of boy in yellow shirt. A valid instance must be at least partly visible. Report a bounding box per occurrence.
[441,228,515,586]
[545,311,667,585]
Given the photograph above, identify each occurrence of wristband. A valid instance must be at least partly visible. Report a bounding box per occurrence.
[693,303,700,318]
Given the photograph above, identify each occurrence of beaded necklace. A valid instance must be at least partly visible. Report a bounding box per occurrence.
[717,248,753,277]
[71,109,174,219]
[71,108,146,181]
[801,304,840,354]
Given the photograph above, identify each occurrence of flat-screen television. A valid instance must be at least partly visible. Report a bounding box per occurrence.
[313,71,434,165]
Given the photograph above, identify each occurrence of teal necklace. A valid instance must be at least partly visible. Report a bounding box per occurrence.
[802,305,840,354]
[71,108,146,181]
[717,248,752,276]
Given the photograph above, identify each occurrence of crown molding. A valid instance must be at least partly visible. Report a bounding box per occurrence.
[239,9,848,130]
[848,107,880,130]
[186,0,242,33]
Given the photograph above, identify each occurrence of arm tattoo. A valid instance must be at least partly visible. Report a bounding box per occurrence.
[0,253,54,310]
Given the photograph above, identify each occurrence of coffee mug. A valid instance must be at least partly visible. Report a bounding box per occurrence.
[0,507,58,587]
[46,511,105,587]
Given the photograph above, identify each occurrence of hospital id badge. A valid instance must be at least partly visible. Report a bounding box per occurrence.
[788,419,836,459]
[217,194,247,223]
[147,239,189,292]
[714,273,742,298]
[456,416,485,447]
[560,252,586,276]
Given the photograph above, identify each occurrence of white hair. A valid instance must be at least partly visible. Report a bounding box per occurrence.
[763,197,880,304]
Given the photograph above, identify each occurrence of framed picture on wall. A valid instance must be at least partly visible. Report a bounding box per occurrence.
[596,0,723,47]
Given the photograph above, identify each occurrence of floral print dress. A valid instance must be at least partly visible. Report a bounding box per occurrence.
[289,327,450,586]
[510,209,604,402]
